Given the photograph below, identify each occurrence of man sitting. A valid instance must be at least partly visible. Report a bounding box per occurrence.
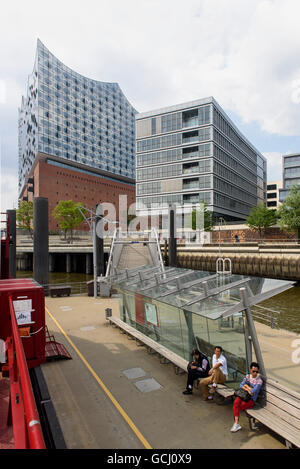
[200,346,228,400]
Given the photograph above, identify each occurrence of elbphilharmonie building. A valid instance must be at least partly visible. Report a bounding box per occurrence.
[18,39,136,217]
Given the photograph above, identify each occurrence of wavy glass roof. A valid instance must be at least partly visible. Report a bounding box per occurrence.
[108,265,294,319]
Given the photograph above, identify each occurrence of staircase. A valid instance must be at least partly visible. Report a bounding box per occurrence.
[106,229,164,276]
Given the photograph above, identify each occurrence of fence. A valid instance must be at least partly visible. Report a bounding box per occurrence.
[43,281,89,296]
[251,304,281,329]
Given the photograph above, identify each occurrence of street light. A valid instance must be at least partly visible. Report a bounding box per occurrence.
[77,205,117,299]
[218,216,226,256]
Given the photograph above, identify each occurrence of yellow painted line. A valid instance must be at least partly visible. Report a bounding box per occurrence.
[45,306,152,449]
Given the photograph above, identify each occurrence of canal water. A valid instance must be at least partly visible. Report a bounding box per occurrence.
[17,270,300,335]
[259,287,300,334]
[17,270,93,284]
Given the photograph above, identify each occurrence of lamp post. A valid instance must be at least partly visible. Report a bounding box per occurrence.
[218,216,226,257]
[78,205,102,299]
[78,205,117,298]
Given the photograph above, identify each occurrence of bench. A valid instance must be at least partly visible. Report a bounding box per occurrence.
[49,285,71,298]
[246,378,300,449]
[108,316,188,374]
[205,376,300,448]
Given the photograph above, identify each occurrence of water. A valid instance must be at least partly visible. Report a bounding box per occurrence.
[17,271,93,284]
[16,270,93,295]
[16,270,300,334]
[259,287,300,334]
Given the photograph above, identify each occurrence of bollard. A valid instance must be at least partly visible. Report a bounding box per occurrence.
[33,197,49,293]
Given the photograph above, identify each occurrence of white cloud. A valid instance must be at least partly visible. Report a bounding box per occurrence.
[262,152,283,182]
[1,0,300,136]
[0,167,18,213]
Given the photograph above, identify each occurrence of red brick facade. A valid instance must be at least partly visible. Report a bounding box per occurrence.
[211,226,296,243]
[20,154,136,231]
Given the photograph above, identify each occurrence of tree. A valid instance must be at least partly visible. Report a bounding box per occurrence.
[16,200,34,238]
[246,204,278,239]
[278,184,300,242]
[187,204,214,232]
[52,200,87,242]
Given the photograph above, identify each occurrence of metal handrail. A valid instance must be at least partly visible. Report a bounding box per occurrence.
[106,227,119,277]
[150,227,165,272]
[8,295,46,449]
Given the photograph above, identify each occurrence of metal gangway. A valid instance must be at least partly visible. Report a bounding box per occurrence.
[105,228,164,277]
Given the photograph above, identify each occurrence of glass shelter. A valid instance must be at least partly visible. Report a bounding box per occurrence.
[106,265,294,387]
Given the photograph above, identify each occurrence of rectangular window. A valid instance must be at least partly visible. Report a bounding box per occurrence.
[182,109,198,128]
[183,178,199,190]
[198,105,211,125]
[151,118,156,135]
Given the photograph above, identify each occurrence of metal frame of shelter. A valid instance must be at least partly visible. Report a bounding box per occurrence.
[106,264,295,378]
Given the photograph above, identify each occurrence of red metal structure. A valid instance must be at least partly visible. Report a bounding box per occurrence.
[5,296,45,449]
[1,210,69,448]
[1,212,10,279]
[0,281,46,449]
[0,213,45,448]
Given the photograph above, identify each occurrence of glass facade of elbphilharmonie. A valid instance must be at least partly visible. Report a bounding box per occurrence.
[18,39,137,195]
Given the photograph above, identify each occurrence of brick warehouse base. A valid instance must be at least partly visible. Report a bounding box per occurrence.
[19,153,136,231]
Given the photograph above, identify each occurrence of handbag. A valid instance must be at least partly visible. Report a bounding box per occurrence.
[234,381,252,402]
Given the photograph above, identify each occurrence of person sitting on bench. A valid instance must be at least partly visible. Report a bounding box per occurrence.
[182,349,210,395]
[230,362,263,433]
[200,346,228,400]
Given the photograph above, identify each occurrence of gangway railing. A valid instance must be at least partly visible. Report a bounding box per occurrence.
[5,296,46,449]
[106,227,119,277]
[216,257,232,274]
[150,227,165,272]
[105,227,164,277]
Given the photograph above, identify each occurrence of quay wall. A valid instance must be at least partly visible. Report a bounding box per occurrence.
[173,245,300,281]
[17,236,300,281]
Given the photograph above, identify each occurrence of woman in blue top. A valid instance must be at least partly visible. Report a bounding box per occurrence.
[231,362,263,432]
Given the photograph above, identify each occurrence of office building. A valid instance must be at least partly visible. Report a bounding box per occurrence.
[279,153,300,203]
[136,97,266,221]
[267,181,282,209]
[18,39,136,229]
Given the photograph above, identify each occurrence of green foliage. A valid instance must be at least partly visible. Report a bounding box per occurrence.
[16,201,34,238]
[186,204,214,232]
[246,204,278,238]
[278,184,300,240]
[52,200,87,241]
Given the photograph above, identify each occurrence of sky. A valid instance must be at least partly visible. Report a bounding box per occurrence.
[1,0,300,214]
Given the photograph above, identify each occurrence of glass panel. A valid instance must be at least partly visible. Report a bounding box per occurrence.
[113,266,293,386]
[195,313,247,385]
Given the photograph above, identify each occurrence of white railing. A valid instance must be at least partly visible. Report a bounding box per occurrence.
[105,227,119,277]
[216,257,232,274]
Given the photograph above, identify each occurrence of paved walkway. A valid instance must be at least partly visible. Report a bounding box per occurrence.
[255,322,300,393]
[41,295,293,450]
